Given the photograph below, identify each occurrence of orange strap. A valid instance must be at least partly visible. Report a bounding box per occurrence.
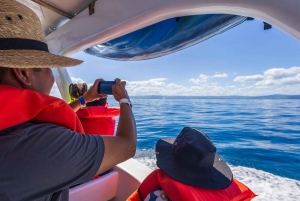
[0,85,84,133]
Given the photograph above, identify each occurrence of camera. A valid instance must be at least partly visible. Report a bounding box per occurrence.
[97,81,116,95]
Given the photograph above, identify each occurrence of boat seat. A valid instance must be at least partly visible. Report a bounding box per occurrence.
[69,170,118,201]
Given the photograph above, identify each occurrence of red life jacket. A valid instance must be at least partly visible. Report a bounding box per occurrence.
[76,105,120,135]
[0,85,84,133]
[127,169,256,201]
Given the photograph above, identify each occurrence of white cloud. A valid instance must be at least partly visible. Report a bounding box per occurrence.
[126,78,248,96]
[189,78,199,84]
[264,67,300,79]
[234,75,264,82]
[71,77,85,83]
[126,78,185,96]
[212,73,228,78]
[125,78,169,96]
[189,73,228,84]
[189,74,209,84]
[256,73,300,86]
[128,78,167,86]
[234,67,300,87]
[167,83,184,88]
[50,83,62,98]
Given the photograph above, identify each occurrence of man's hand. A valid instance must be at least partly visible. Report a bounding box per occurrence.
[112,78,129,102]
[83,79,107,103]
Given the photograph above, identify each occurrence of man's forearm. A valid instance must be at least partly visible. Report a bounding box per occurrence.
[97,103,137,174]
[116,104,137,156]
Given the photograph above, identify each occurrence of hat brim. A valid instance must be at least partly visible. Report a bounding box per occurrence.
[0,50,82,68]
[156,138,233,189]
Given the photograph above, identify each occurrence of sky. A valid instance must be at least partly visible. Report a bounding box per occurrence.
[50,19,300,97]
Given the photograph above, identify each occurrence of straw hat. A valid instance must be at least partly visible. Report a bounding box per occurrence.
[0,0,82,68]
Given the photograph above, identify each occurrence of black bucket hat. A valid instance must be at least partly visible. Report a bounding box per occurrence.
[156,127,233,189]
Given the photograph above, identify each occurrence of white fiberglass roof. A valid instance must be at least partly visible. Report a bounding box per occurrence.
[16,0,95,35]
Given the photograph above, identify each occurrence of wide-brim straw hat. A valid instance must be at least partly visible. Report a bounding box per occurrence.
[0,0,82,68]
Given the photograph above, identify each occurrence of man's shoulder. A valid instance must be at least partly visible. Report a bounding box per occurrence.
[0,122,71,136]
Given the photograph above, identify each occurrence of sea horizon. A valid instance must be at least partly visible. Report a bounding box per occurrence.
[129,94,300,99]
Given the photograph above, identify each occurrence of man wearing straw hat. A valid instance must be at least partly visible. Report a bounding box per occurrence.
[0,0,136,200]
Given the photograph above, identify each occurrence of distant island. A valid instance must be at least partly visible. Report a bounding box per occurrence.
[130,95,300,99]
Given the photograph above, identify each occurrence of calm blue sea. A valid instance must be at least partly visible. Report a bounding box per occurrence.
[109,97,300,200]
[129,98,300,180]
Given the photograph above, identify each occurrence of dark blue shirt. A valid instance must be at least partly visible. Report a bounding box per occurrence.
[0,123,104,201]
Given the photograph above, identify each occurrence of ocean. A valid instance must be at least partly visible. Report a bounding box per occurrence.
[109,97,300,201]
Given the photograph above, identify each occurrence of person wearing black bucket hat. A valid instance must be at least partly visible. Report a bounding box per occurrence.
[156,127,233,189]
[127,127,256,201]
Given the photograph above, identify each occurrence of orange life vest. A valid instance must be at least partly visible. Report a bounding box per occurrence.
[0,85,84,133]
[76,105,120,135]
[127,169,256,201]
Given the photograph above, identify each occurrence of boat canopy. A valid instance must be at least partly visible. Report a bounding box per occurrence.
[84,14,246,61]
